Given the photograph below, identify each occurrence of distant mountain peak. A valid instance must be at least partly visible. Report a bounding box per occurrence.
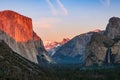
[44,38,70,51]
[90,29,101,33]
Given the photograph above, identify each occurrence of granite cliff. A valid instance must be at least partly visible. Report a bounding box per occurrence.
[85,33,115,66]
[0,10,52,63]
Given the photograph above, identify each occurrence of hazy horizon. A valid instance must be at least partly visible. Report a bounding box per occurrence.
[0,0,120,42]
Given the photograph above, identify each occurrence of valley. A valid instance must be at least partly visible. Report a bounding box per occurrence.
[0,10,120,80]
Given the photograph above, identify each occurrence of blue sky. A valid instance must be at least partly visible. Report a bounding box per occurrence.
[0,0,120,42]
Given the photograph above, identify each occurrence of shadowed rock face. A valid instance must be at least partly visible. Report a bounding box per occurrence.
[0,10,52,63]
[0,40,48,80]
[85,33,115,66]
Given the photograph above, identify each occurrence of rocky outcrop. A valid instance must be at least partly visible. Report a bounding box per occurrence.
[53,32,93,64]
[104,17,120,39]
[0,10,52,63]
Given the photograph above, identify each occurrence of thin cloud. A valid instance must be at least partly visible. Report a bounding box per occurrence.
[46,0,58,16]
[33,18,61,28]
[106,0,110,6]
[100,0,110,6]
[56,0,68,15]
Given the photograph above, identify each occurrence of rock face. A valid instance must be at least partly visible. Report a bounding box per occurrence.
[104,17,120,39]
[0,10,52,63]
[85,33,115,66]
[0,10,33,42]
[111,40,120,63]
[53,32,93,64]
[0,40,49,80]
[104,17,120,64]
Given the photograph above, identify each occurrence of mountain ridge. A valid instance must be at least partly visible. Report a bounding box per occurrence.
[53,17,120,66]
